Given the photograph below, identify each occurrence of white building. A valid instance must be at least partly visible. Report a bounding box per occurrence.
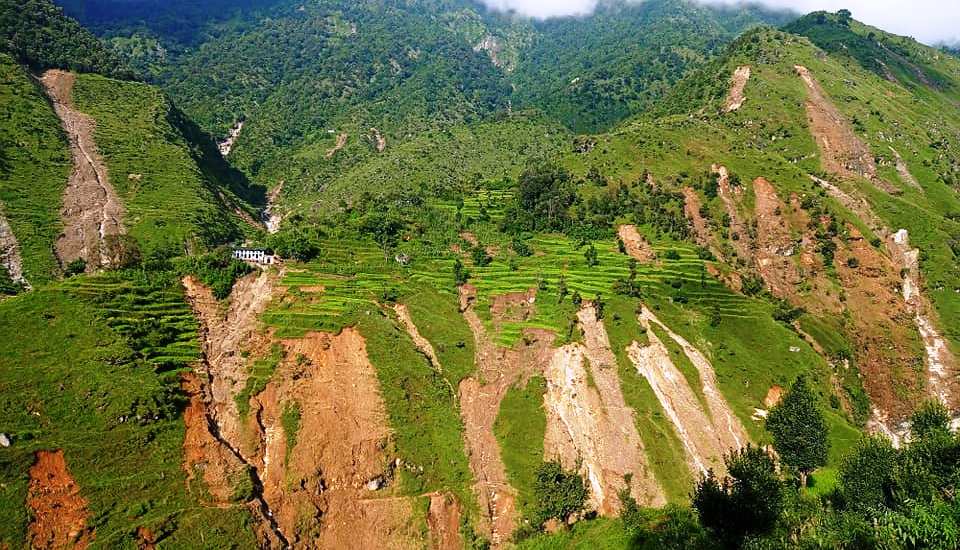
[232,248,275,265]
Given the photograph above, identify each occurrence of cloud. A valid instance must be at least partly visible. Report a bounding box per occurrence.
[476,0,959,45]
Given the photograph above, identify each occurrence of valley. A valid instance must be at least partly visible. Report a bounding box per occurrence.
[1,1,960,548]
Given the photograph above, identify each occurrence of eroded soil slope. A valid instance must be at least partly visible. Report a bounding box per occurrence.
[458,284,554,543]
[543,305,665,512]
[0,208,27,287]
[795,65,897,193]
[40,70,124,271]
[628,307,748,475]
[617,225,656,263]
[27,450,93,549]
[724,65,751,112]
[252,329,419,548]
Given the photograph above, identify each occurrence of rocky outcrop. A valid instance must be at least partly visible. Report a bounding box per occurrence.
[724,65,751,112]
[0,206,28,288]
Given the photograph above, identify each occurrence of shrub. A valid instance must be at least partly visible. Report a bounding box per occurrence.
[64,258,87,277]
[693,445,784,547]
[533,461,589,527]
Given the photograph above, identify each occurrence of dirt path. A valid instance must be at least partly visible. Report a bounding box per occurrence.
[724,65,751,113]
[458,285,554,544]
[682,186,722,261]
[543,306,664,511]
[325,133,348,158]
[627,307,748,475]
[887,229,960,411]
[40,70,124,271]
[219,120,244,157]
[250,329,418,548]
[0,206,28,289]
[712,165,752,265]
[27,450,94,549]
[752,177,800,298]
[794,65,897,193]
[617,225,656,263]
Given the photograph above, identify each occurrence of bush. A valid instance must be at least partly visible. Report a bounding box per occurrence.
[533,461,589,527]
[177,250,253,299]
[453,259,470,287]
[64,258,87,277]
[664,249,681,260]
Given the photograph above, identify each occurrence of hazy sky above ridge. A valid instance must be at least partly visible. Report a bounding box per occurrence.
[477,0,960,45]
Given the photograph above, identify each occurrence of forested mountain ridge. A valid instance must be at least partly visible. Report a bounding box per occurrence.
[3,2,960,549]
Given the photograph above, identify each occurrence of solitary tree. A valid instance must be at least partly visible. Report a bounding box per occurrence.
[766,376,829,486]
[693,445,784,547]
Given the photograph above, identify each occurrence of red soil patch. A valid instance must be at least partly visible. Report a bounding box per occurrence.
[40,70,125,271]
[682,186,722,261]
[763,386,784,408]
[427,492,464,550]
[369,128,387,153]
[835,227,923,423]
[489,289,537,325]
[27,450,93,549]
[617,225,656,263]
[752,177,801,298]
[724,65,751,113]
[180,371,247,506]
[251,329,418,547]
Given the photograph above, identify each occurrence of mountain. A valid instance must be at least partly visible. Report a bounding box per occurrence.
[3,2,960,548]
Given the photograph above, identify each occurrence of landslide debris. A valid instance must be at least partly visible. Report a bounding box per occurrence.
[724,65,751,112]
[794,65,898,193]
[27,450,94,550]
[0,207,28,289]
[628,306,748,475]
[40,70,125,271]
[617,224,656,263]
[543,305,665,513]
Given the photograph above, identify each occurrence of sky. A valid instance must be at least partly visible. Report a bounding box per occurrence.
[477,0,960,45]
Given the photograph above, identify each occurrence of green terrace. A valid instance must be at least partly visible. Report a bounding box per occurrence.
[59,274,200,371]
[264,230,764,345]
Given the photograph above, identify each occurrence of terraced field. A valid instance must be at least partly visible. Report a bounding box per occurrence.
[60,273,200,370]
[263,221,763,348]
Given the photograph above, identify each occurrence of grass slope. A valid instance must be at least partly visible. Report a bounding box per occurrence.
[0,54,70,282]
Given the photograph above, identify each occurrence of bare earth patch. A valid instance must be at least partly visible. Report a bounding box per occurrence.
[325,133,349,159]
[251,329,419,548]
[617,225,656,263]
[794,65,898,193]
[0,207,27,288]
[724,65,751,113]
[682,186,721,261]
[752,177,801,299]
[27,450,94,549]
[628,307,748,475]
[458,285,554,544]
[887,230,960,412]
[712,165,752,265]
[40,70,125,271]
[835,227,923,435]
[543,305,664,512]
[428,492,465,550]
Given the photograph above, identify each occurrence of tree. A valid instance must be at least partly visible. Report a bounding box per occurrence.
[693,445,784,547]
[533,461,589,527]
[584,244,599,267]
[359,211,404,260]
[839,435,897,512]
[453,259,469,287]
[766,376,829,486]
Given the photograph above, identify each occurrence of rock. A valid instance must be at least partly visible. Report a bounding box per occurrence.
[789,346,801,353]
[0,433,9,447]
